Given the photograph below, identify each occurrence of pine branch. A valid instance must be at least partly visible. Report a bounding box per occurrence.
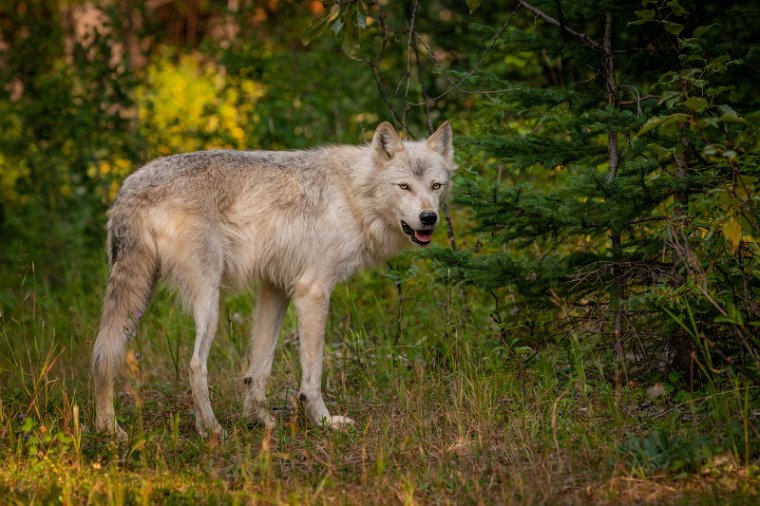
[515,1,624,310]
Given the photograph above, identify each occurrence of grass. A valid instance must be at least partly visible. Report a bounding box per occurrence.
[0,252,759,504]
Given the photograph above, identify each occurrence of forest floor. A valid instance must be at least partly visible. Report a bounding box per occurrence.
[1,263,758,505]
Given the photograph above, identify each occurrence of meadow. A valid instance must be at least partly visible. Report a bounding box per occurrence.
[1,249,757,504]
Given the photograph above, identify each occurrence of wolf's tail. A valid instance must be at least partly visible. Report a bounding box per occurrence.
[92,211,157,407]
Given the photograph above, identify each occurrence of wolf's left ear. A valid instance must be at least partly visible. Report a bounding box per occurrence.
[427,121,454,168]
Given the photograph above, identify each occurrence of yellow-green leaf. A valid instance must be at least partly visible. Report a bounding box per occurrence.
[723,216,742,252]
[466,0,482,13]
[683,97,708,111]
[663,21,684,35]
[638,113,689,135]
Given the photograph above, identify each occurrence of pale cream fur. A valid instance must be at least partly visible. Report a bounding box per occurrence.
[92,122,455,439]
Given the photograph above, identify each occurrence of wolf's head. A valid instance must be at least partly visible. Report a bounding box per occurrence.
[370,121,455,247]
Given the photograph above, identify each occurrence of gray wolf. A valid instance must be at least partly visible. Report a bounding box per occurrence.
[92,121,455,439]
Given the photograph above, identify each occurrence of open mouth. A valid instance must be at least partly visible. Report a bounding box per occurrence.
[401,220,434,246]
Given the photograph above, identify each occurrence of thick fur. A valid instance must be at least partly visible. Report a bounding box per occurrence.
[92,122,455,438]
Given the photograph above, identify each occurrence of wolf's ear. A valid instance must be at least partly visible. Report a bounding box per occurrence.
[371,122,403,164]
[427,121,454,167]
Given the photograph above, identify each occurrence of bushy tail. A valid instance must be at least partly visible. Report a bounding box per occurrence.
[92,213,157,416]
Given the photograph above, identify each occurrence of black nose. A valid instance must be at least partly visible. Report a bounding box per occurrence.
[420,211,438,226]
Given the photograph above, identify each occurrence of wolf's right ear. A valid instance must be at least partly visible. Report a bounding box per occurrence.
[371,122,403,164]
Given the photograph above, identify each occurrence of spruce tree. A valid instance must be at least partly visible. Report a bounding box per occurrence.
[431,0,760,379]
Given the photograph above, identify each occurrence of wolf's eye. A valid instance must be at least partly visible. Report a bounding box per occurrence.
[398,183,410,190]
[432,182,442,190]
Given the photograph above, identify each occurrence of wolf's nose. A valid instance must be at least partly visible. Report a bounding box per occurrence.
[420,211,438,226]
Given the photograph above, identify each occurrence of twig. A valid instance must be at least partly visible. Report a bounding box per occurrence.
[413,39,434,134]
[516,0,601,52]
[603,12,619,184]
[368,6,402,126]
[442,204,457,251]
[410,4,520,104]
[400,0,419,134]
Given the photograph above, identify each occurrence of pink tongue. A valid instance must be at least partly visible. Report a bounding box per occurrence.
[415,230,432,242]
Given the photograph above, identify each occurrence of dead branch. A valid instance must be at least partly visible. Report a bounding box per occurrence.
[400,0,419,134]
[516,0,601,52]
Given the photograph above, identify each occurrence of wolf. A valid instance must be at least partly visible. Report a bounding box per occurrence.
[92,121,455,439]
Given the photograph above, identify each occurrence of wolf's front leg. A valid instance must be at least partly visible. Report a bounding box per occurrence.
[293,280,355,429]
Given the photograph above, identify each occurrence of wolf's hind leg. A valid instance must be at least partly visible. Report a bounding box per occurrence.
[242,281,289,428]
[93,365,128,441]
[93,311,130,441]
[187,271,225,440]
[93,222,156,440]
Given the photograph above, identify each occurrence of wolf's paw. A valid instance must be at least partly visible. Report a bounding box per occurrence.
[321,415,356,429]
[115,423,128,442]
[244,406,277,430]
[251,411,277,430]
[96,420,128,441]
[196,419,227,441]
[260,412,277,430]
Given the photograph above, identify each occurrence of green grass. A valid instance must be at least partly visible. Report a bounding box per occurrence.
[1,253,758,504]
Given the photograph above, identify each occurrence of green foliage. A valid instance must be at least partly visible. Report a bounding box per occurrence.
[430,0,760,381]
[620,430,718,476]
[16,414,74,462]
[304,0,370,60]
[0,0,137,301]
